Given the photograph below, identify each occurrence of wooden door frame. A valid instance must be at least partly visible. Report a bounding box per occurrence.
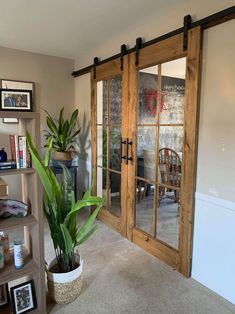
[127,27,202,277]
[91,56,129,237]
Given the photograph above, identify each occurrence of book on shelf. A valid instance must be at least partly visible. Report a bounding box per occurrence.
[0,161,17,170]
[9,135,31,169]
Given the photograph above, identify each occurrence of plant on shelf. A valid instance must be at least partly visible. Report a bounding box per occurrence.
[43,107,80,168]
[26,132,103,304]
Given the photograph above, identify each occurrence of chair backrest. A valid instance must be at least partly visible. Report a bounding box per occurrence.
[158,148,181,187]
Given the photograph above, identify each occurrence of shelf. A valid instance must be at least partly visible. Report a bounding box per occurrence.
[0,215,38,231]
[0,253,39,285]
[0,111,39,119]
[0,168,35,176]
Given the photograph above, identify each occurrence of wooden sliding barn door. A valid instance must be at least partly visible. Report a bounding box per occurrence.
[91,26,201,276]
[91,57,129,236]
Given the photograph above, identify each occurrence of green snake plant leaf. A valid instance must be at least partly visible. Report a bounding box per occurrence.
[60,163,73,220]
[47,116,59,140]
[75,225,99,247]
[58,107,64,134]
[60,224,73,255]
[44,136,53,167]
[26,132,55,203]
[75,203,102,243]
[68,109,78,136]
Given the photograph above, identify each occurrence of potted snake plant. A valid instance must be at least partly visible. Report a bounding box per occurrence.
[26,132,103,304]
[43,107,80,168]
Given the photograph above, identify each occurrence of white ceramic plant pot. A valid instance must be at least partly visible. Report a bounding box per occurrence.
[46,255,83,304]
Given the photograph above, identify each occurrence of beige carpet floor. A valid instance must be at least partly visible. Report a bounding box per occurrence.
[45,210,235,314]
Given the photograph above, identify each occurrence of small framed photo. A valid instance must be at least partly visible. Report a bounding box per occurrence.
[1,79,33,92]
[10,280,37,314]
[0,283,9,308]
[0,89,32,112]
[3,118,19,124]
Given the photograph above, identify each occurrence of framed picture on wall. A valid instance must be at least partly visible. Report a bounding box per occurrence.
[0,89,32,112]
[10,280,37,314]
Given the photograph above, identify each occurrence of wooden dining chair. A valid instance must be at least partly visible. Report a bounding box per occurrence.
[158,148,181,207]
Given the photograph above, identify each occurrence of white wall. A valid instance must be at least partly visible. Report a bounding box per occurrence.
[192,19,235,304]
[74,2,235,304]
[0,46,75,199]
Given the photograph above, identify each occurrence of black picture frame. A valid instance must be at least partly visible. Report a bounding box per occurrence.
[10,280,37,314]
[0,283,10,308]
[0,89,33,112]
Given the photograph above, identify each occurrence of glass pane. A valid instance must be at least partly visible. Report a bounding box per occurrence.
[110,76,122,125]
[135,180,155,236]
[159,126,183,154]
[157,187,179,249]
[137,126,156,180]
[97,126,107,168]
[160,58,186,124]
[158,126,182,188]
[109,127,121,171]
[97,80,108,125]
[97,167,107,208]
[109,171,121,217]
[138,66,158,124]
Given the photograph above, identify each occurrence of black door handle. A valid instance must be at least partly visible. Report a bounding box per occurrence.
[121,137,132,165]
[126,138,133,164]
[121,138,126,163]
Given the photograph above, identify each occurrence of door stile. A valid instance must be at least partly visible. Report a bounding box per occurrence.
[120,55,130,237]
[126,53,138,241]
[179,26,202,277]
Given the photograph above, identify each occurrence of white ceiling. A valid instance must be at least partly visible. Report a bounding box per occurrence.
[0,0,187,61]
[0,0,233,66]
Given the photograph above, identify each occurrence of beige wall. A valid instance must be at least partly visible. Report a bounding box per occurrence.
[197,19,235,202]
[0,46,75,198]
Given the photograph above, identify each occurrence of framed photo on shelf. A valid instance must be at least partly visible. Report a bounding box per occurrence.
[10,280,37,314]
[0,283,9,308]
[0,89,32,112]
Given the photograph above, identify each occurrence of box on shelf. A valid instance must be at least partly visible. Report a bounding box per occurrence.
[0,177,8,196]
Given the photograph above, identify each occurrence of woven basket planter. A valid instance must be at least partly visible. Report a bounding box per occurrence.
[46,256,83,304]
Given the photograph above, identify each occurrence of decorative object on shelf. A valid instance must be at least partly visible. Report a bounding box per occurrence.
[0,148,7,162]
[1,234,10,262]
[43,107,80,168]
[13,239,24,269]
[2,118,19,124]
[27,132,103,304]
[10,280,37,314]
[0,283,9,308]
[0,89,32,112]
[0,199,28,218]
